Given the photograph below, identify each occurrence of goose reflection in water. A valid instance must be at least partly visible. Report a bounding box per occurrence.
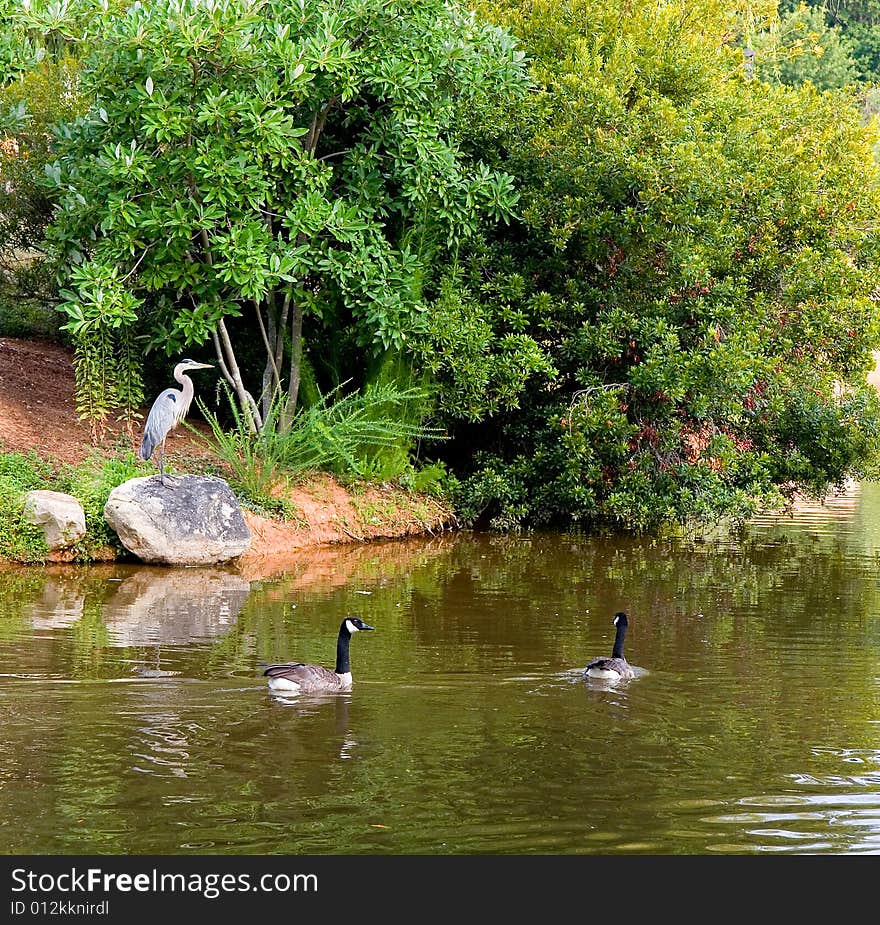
[268,690,360,762]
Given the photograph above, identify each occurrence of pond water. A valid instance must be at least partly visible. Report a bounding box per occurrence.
[3,483,880,855]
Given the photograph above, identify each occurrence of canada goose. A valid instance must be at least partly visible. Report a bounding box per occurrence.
[263,617,374,693]
[584,611,636,680]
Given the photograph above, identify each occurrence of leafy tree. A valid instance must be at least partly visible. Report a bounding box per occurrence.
[1,58,84,287]
[0,0,111,87]
[0,0,41,85]
[752,3,859,88]
[1,1,111,332]
[435,0,880,530]
[777,1,880,82]
[46,0,528,432]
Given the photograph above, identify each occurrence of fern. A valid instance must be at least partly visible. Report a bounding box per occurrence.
[196,380,446,510]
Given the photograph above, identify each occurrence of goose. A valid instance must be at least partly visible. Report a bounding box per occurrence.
[583,611,636,680]
[263,617,374,693]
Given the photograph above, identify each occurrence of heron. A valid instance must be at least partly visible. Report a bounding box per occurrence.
[139,358,213,486]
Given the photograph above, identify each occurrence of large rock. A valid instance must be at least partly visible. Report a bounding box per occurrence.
[23,490,87,549]
[103,475,251,565]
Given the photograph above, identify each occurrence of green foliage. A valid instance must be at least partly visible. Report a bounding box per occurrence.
[398,460,453,498]
[0,55,85,322]
[0,451,53,561]
[0,0,105,324]
[752,4,859,89]
[0,447,149,562]
[198,380,445,510]
[197,388,288,514]
[0,0,43,84]
[0,0,128,83]
[411,267,556,421]
[360,348,434,479]
[44,0,528,430]
[848,21,880,80]
[438,0,880,531]
[55,450,149,554]
[0,290,57,337]
[59,264,145,425]
[267,382,444,480]
[776,1,880,83]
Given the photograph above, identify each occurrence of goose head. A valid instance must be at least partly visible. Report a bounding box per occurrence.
[343,617,375,634]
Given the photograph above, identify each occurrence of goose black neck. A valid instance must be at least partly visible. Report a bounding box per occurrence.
[612,621,627,659]
[335,624,352,674]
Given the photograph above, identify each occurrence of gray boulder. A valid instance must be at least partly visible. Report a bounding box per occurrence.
[23,490,87,549]
[103,475,251,565]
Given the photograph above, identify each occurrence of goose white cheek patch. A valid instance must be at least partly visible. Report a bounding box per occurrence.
[345,619,359,633]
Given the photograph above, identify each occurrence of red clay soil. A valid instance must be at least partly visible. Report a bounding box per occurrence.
[0,335,216,463]
[0,336,454,571]
[0,336,116,466]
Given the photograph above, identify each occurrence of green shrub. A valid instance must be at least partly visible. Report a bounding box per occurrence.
[399,460,454,499]
[435,0,880,531]
[56,450,150,553]
[1,56,85,331]
[196,391,289,516]
[0,289,59,338]
[198,381,446,513]
[0,448,149,562]
[0,451,53,561]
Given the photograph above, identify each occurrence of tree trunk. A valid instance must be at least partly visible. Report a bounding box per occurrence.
[280,297,304,435]
[213,319,262,434]
[254,298,282,421]
[192,222,262,433]
[261,293,276,422]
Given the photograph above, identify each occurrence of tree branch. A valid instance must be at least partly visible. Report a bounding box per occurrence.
[254,298,282,403]
[216,317,262,433]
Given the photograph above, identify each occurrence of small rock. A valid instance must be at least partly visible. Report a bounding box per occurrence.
[23,490,87,549]
[103,474,251,566]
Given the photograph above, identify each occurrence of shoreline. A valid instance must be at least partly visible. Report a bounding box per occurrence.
[0,336,457,570]
[0,472,457,572]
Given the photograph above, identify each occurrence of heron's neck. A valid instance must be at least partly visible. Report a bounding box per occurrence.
[174,368,195,416]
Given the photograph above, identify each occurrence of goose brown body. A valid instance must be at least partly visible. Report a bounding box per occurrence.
[263,662,353,693]
[584,612,636,680]
[263,617,374,693]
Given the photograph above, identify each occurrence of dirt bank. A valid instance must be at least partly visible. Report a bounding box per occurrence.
[0,336,455,571]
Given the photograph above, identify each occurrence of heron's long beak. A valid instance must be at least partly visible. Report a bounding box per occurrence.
[192,362,214,370]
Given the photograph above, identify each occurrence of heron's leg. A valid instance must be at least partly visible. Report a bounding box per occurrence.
[158,444,166,487]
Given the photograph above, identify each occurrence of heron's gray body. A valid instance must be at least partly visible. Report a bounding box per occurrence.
[140,388,191,460]
[138,359,212,484]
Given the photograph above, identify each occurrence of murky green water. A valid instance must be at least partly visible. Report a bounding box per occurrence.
[3,483,880,855]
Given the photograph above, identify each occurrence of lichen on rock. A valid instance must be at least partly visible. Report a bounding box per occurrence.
[103,474,251,566]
